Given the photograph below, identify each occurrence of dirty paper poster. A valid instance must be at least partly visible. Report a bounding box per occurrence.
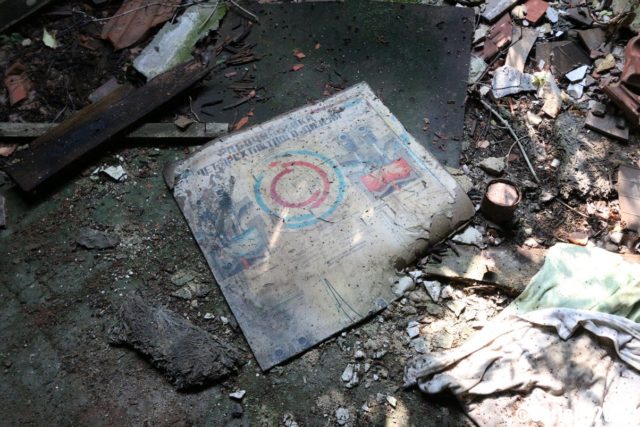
[166,83,474,369]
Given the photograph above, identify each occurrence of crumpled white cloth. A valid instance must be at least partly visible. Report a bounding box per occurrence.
[405,308,640,426]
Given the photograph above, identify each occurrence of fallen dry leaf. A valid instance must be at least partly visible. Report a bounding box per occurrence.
[293,49,306,60]
[0,144,17,157]
[292,64,305,72]
[4,62,32,106]
[314,43,321,50]
[476,139,490,149]
[234,116,250,130]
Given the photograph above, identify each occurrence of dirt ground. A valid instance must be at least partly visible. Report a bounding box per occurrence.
[2,0,639,426]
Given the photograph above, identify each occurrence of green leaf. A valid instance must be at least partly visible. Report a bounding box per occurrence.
[43,28,59,49]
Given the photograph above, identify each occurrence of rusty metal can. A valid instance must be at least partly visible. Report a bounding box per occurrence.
[480,179,521,223]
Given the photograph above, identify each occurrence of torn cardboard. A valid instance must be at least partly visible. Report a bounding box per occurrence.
[166,83,474,369]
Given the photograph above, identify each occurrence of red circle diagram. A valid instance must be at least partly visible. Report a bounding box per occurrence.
[269,161,331,209]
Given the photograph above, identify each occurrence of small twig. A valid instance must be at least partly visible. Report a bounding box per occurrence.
[189,96,202,123]
[480,99,540,184]
[225,0,259,23]
[555,199,590,219]
[222,90,256,110]
[71,1,214,24]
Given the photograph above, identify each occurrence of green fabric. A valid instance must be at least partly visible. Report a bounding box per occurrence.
[504,243,640,322]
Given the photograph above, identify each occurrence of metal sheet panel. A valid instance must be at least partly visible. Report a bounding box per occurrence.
[168,83,474,369]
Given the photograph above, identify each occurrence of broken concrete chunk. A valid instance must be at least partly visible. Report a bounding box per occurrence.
[478,156,506,176]
[595,54,616,74]
[174,115,194,130]
[133,1,226,79]
[76,227,119,249]
[171,281,210,299]
[229,390,246,400]
[423,280,442,302]
[109,294,242,389]
[473,24,490,44]
[535,72,562,118]
[335,407,350,425]
[386,395,397,408]
[567,81,585,99]
[452,227,484,247]
[526,111,543,125]
[469,54,488,84]
[491,65,536,98]
[588,100,607,117]
[341,363,355,382]
[170,270,196,287]
[392,276,416,297]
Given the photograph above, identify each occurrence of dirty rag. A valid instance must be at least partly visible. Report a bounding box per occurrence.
[503,243,640,321]
[405,308,640,426]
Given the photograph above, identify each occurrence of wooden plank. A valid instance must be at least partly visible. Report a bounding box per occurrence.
[4,61,215,192]
[0,122,228,141]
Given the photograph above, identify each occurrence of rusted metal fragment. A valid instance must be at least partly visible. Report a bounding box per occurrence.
[618,165,640,232]
[167,83,475,369]
[622,35,640,92]
[424,245,546,293]
[585,111,629,142]
[480,14,513,61]
[603,83,640,127]
[0,0,53,33]
[4,61,214,192]
[101,0,179,50]
[0,122,228,142]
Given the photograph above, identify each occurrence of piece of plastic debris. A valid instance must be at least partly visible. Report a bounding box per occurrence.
[392,276,416,297]
[452,227,483,246]
[491,65,536,98]
[546,7,559,23]
[94,165,127,182]
[565,65,588,82]
[3,62,32,106]
[101,0,179,50]
[76,227,119,249]
[133,1,227,79]
[229,390,246,400]
[423,280,442,302]
[478,156,506,176]
[42,28,59,49]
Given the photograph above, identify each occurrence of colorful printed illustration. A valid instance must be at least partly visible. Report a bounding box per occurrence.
[253,150,346,229]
